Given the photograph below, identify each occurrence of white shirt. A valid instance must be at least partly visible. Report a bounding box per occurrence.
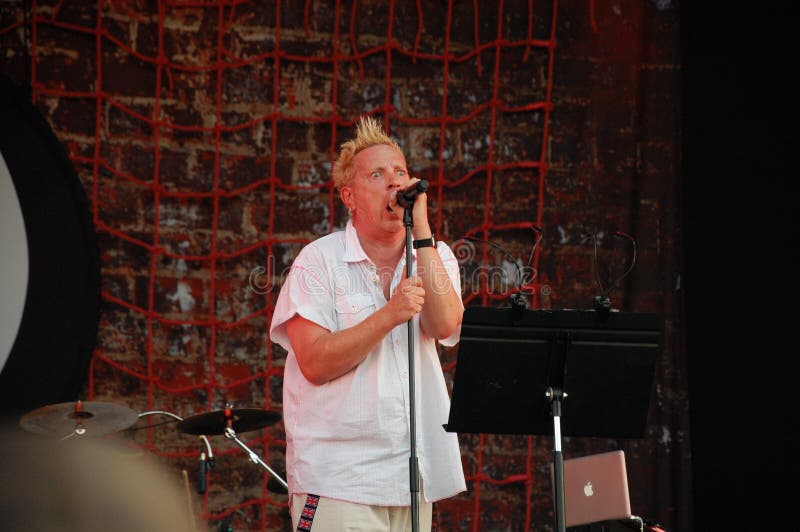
[270,220,467,505]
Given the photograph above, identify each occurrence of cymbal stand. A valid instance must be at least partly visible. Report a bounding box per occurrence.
[223,426,288,491]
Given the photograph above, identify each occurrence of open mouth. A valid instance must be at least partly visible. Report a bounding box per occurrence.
[386,195,397,213]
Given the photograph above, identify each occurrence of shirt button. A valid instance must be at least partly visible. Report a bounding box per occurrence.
[372,275,378,284]
[400,371,408,378]
[352,305,357,311]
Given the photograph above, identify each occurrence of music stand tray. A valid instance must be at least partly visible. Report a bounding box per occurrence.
[444,306,662,532]
[445,306,661,438]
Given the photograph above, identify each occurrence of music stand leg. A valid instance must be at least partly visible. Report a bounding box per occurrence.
[223,427,288,491]
[547,387,567,532]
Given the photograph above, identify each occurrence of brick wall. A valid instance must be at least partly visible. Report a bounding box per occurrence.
[0,1,687,530]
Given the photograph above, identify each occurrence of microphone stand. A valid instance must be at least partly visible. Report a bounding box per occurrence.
[403,204,421,532]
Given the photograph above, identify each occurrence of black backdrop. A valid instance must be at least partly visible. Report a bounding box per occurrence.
[683,5,795,530]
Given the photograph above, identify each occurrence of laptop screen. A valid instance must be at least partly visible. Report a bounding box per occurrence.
[552,450,633,528]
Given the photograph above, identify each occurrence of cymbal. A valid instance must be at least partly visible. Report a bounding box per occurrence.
[19,400,139,438]
[176,408,281,435]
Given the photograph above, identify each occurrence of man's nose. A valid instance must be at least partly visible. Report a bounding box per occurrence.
[387,178,403,190]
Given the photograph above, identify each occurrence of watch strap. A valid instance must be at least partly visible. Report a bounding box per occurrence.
[412,236,436,249]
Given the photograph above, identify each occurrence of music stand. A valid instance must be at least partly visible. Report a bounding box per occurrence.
[445,306,661,532]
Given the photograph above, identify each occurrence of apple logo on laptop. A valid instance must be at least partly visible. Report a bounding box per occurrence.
[583,481,594,497]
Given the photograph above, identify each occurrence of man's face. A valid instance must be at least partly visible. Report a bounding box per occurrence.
[342,144,411,238]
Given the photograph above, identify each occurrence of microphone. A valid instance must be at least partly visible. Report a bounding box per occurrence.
[462,235,528,310]
[197,450,207,494]
[395,179,429,208]
[610,230,637,291]
[586,230,637,320]
[524,224,544,271]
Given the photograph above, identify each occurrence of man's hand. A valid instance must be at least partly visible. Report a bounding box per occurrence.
[386,275,425,325]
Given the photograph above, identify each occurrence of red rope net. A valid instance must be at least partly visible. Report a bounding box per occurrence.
[4,0,563,529]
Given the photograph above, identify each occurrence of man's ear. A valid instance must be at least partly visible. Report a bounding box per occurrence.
[340,186,353,211]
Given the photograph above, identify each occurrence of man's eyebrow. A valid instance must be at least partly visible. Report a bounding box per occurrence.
[365,162,407,174]
[368,164,405,172]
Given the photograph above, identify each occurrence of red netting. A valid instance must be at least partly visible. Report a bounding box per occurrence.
[3,1,577,529]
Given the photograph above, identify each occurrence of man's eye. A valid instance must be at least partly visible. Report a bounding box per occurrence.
[397,170,406,176]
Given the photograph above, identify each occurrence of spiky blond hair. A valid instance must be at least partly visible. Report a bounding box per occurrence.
[332,116,401,190]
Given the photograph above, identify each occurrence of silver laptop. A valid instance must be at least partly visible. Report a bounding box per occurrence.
[552,450,633,528]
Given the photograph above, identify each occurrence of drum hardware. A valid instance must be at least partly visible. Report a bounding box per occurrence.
[175,407,280,435]
[138,410,214,464]
[267,474,289,495]
[138,410,214,494]
[222,425,288,492]
[177,405,288,493]
[19,400,138,439]
[19,401,288,494]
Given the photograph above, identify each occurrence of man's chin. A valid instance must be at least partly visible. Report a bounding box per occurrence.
[380,219,405,234]
[354,218,403,235]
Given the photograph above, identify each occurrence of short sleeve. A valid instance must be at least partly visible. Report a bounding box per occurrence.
[436,241,465,347]
[269,244,336,352]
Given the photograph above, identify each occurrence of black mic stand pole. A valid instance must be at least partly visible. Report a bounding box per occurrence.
[403,204,421,532]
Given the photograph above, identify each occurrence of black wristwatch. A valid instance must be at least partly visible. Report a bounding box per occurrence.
[412,235,436,249]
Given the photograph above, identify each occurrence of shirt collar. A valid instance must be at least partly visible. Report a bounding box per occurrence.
[342,219,417,267]
[343,219,369,263]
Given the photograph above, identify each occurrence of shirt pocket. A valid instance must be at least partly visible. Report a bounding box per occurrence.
[334,292,376,329]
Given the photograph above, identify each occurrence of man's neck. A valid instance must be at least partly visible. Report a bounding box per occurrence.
[354,225,406,270]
